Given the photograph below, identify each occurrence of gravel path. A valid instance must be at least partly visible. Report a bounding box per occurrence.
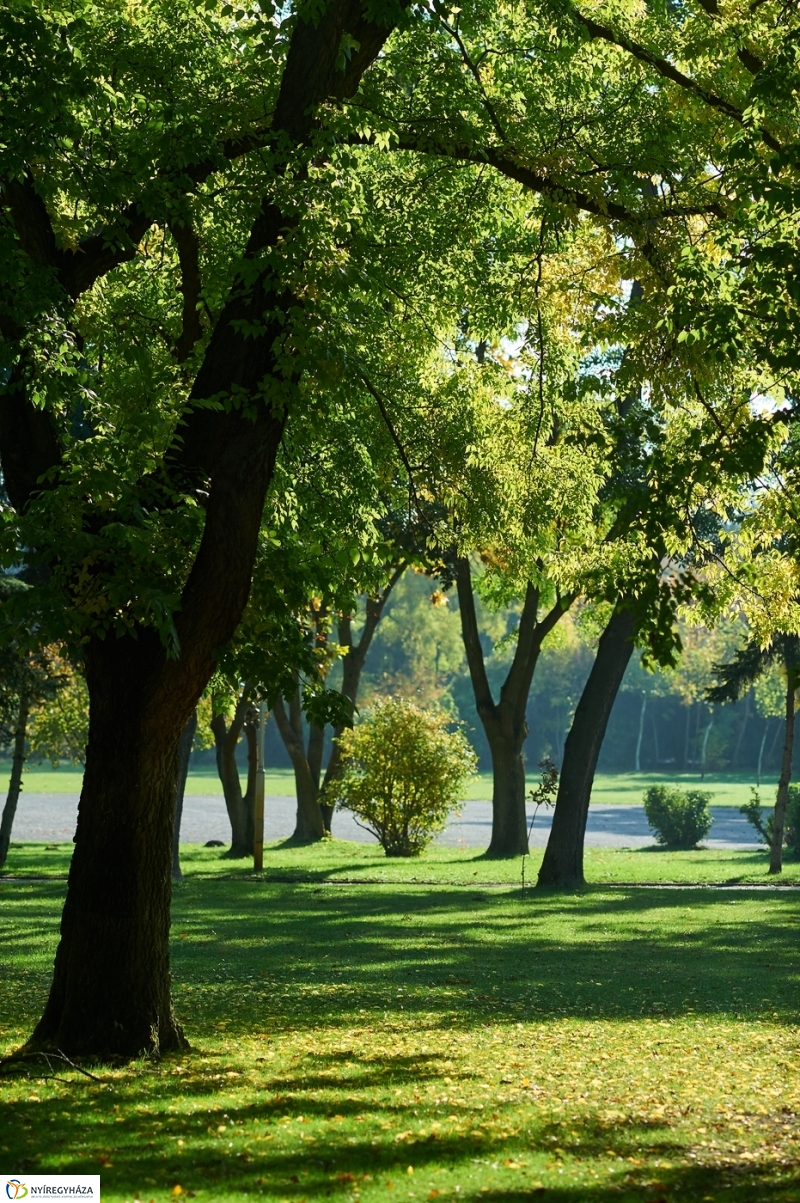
[8,793,760,850]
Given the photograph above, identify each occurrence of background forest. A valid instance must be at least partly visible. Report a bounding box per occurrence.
[181,567,783,782]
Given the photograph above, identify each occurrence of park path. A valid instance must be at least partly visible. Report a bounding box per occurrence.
[8,793,759,849]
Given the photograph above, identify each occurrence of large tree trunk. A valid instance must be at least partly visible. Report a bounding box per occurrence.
[538,605,636,889]
[770,672,795,875]
[172,709,197,882]
[30,634,193,1056]
[0,694,29,871]
[455,557,571,859]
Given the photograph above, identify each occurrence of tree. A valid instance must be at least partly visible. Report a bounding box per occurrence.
[318,567,406,830]
[2,0,409,1058]
[273,561,407,841]
[172,709,197,882]
[456,557,573,857]
[708,635,800,875]
[537,600,638,887]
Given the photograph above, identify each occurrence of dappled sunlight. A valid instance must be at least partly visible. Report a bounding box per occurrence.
[3,865,800,1200]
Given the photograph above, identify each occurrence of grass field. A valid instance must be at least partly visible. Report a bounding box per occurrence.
[7,765,779,807]
[4,838,800,885]
[3,842,800,1202]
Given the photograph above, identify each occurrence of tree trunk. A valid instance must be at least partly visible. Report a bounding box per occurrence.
[485,728,529,858]
[273,693,325,843]
[538,606,636,889]
[757,719,769,786]
[30,634,193,1056]
[172,709,197,881]
[0,694,29,871]
[242,711,258,852]
[770,675,795,875]
[700,716,713,781]
[651,713,660,765]
[455,556,571,859]
[211,691,253,857]
[683,703,691,770]
[635,693,646,772]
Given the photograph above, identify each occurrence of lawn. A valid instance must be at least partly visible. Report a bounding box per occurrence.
[4,838,800,885]
[2,843,800,1203]
[8,765,778,808]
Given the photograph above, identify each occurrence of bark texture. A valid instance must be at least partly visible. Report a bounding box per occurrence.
[0,694,29,871]
[6,0,400,1058]
[537,605,636,888]
[32,634,190,1055]
[455,557,572,858]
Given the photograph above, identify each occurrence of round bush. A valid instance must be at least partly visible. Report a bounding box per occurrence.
[643,784,713,849]
[331,697,477,857]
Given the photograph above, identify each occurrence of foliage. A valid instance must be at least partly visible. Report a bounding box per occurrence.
[528,756,559,809]
[741,786,800,856]
[27,661,89,765]
[332,698,476,856]
[360,569,466,708]
[643,785,713,849]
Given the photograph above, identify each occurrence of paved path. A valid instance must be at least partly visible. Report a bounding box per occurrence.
[8,793,760,850]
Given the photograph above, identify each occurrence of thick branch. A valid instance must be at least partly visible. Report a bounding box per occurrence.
[455,557,496,725]
[392,137,725,223]
[570,6,781,152]
[169,218,204,363]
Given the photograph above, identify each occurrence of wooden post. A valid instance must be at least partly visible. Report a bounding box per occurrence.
[253,703,266,871]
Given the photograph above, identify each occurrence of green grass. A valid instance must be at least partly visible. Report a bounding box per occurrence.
[9,765,778,806]
[4,838,800,885]
[11,765,298,796]
[3,843,800,1202]
[587,772,778,810]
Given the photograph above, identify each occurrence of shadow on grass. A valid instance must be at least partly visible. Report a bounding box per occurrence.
[3,877,800,1200]
[1,1071,796,1202]
[161,878,800,1031]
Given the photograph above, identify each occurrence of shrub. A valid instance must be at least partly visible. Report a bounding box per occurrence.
[643,784,713,849]
[332,697,477,857]
[741,786,800,855]
[787,786,800,855]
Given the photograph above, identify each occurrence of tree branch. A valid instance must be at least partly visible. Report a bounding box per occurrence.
[569,5,782,152]
[169,218,204,364]
[455,556,496,725]
[391,136,725,223]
